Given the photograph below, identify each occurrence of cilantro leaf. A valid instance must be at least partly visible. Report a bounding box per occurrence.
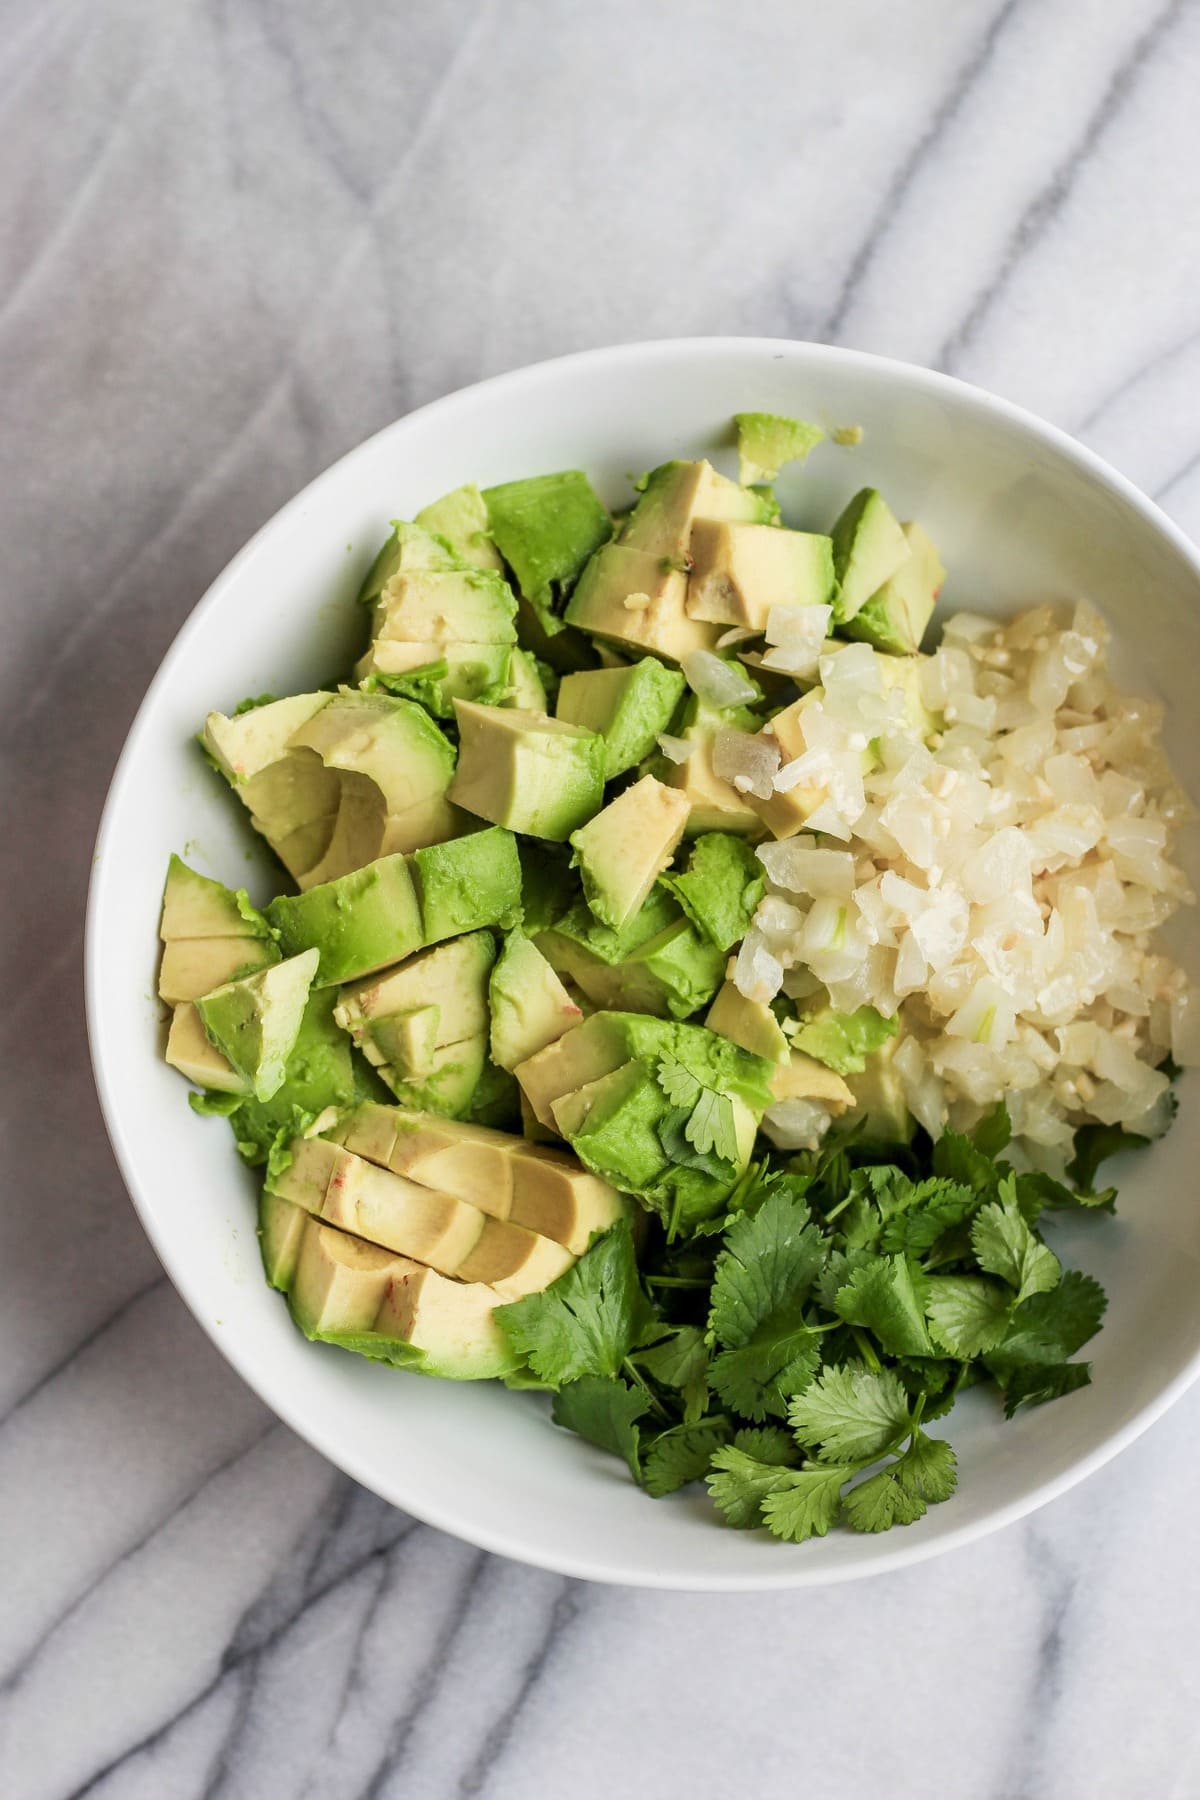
[843,1431,957,1533]
[497,1223,652,1385]
[656,1051,701,1110]
[733,1425,796,1464]
[708,1312,821,1422]
[925,1275,1013,1358]
[813,1246,875,1309]
[973,1102,1012,1159]
[1016,1170,1116,1217]
[642,1420,731,1497]
[1001,1362,1092,1417]
[933,1128,1003,1196]
[878,1179,978,1256]
[552,1376,648,1479]
[834,1254,936,1357]
[787,1362,912,1463]
[760,1465,851,1542]
[971,1185,1061,1303]
[1068,1120,1157,1194]
[656,1107,737,1181]
[707,1445,802,1528]
[634,1326,710,1425]
[987,1270,1107,1372]
[708,1191,827,1349]
[688,1088,739,1164]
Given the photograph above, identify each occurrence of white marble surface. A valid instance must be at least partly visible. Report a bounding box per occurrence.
[4,1,1200,1794]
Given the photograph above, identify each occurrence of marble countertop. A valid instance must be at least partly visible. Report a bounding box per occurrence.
[5,1,1200,1794]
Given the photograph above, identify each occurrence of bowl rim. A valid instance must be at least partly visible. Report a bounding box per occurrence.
[85,335,1200,1590]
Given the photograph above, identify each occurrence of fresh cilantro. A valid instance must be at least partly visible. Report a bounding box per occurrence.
[1068,1119,1159,1195]
[925,1275,1013,1358]
[1000,1362,1093,1417]
[834,1254,936,1358]
[707,1191,827,1349]
[496,1224,652,1385]
[970,1184,1061,1303]
[708,1312,821,1422]
[707,1445,802,1528]
[842,1431,957,1533]
[787,1363,913,1464]
[642,1420,731,1497]
[552,1376,648,1479]
[634,1326,711,1425]
[655,1052,740,1167]
[732,1425,796,1464]
[986,1270,1107,1374]
[932,1127,1004,1196]
[760,1465,851,1543]
[973,1103,1012,1159]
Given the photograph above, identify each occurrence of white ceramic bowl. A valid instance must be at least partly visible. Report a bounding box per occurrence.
[87,339,1200,1590]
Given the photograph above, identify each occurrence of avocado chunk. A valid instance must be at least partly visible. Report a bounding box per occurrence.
[555,658,686,779]
[842,521,945,656]
[414,484,505,572]
[160,855,272,941]
[288,692,458,884]
[619,460,776,562]
[410,826,522,942]
[705,977,789,1062]
[503,648,550,712]
[793,1005,898,1076]
[336,1104,625,1252]
[830,488,911,623]
[370,566,518,649]
[842,1035,914,1146]
[258,1188,308,1291]
[449,701,604,842]
[336,931,494,1075]
[379,1034,489,1118]
[355,642,513,715]
[165,1002,250,1094]
[538,895,725,1021]
[570,775,690,932]
[660,831,764,951]
[686,522,835,629]
[746,690,828,839]
[284,1211,519,1379]
[483,471,612,637]
[566,544,721,665]
[733,412,825,486]
[660,699,763,837]
[267,854,423,986]
[771,1051,856,1110]
[203,695,342,883]
[158,934,280,1006]
[489,932,583,1072]
[195,948,321,1102]
[356,519,464,605]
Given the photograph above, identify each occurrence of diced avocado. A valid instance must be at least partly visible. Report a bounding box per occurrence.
[483,471,612,636]
[195,948,320,1103]
[660,831,764,952]
[619,461,775,562]
[706,978,789,1062]
[212,988,369,1167]
[517,840,579,935]
[371,566,518,649]
[843,1035,914,1146]
[746,690,828,839]
[160,856,272,941]
[258,1188,307,1291]
[158,934,280,1006]
[661,699,763,837]
[733,412,825,486]
[830,488,911,623]
[566,544,721,665]
[356,520,464,606]
[455,1219,574,1298]
[449,702,604,842]
[506,1144,627,1254]
[355,642,513,715]
[538,893,725,1021]
[267,854,423,987]
[555,658,686,779]
[489,932,583,1072]
[514,1009,775,1131]
[203,696,341,881]
[379,1033,489,1117]
[686,522,835,629]
[771,1051,855,1111]
[410,826,522,942]
[336,931,495,1071]
[368,1006,441,1077]
[414,484,505,573]
[793,1005,898,1076]
[503,648,550,712]
[570,775,690,933]
[272,1137,485,1270]
[288,1219,403,1335]
[289,693,458,883]
[843,521,945,657]
[165,1002,250,1093]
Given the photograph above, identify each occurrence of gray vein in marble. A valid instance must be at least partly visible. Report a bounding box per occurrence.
[1075,323,1200,435]
[990,1528,1078,1800]
[822,0,1022,344]
[940,0,1189,372]
[455,1579,581,1799]
[0,1271,165,1431]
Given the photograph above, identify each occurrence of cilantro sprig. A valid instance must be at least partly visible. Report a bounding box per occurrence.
[494,1104,1121,1546]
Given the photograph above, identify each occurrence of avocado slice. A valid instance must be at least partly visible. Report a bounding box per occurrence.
[356,520,464,606]
[414,484,505,573]
[793,1005,898,1076]
[660,832,764,952]
[555,657,686,779]
[619,460,776,562]
[489,931,583,1072]
[483,471,612,637]
[771,1051,856,1111]
[449,701,605,843]
[570,775,690,933]
[371,566,518,649]
[258,1188,310,1291]
[705,977,789,1063]
[733,412,825,486]
[203,695,342,882]
[267,854,423,986]
[158,934,280,1006]
[503,648,550,712]
[830,488,911,624]
[165,1002,250,1094]
[160,856,272,941]
[195,948,321,1103]
[410,826,522,943]
[842,521,945,657]
[379,1033,489,1119]
[566,544,722,666]
[336,931,495,1075]
[686,522,835,629]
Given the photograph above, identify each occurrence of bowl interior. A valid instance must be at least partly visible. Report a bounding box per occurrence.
[88,340,1200,1588]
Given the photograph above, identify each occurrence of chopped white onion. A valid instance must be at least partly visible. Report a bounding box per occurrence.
[681,650,758,709]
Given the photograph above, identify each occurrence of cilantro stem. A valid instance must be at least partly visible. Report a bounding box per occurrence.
[645,1274,710,1289]
[822,1194,854,1225]
[622,1358,671,1423]
[851,1328,882,1373]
